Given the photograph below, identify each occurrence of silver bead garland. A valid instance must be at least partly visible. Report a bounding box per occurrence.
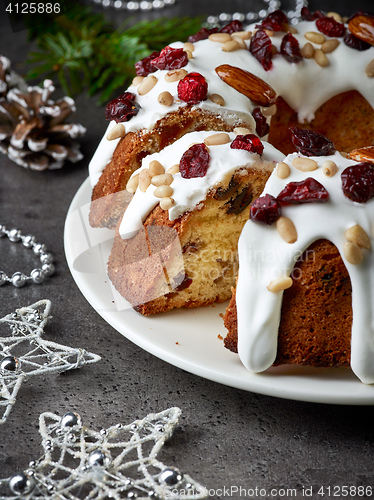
[91,0,177,11]
[0,224,55,287]
[206,0,308,27]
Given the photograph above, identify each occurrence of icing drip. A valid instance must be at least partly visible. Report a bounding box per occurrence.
[88,19,374,187]
[236,152,374,383]
[118,131,283,239]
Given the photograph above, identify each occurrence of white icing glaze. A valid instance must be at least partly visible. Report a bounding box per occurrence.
[88,18,374,187]
[118,131,284,239]
[236,152,374,383]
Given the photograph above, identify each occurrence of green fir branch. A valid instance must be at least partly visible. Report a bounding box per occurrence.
[25,5,204,104]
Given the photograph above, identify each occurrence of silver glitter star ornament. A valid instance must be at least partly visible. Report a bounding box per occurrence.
[0,299,101,424]
[1,407,208,499]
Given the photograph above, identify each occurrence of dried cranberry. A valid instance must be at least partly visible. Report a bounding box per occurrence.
[290,127,336,157]
[252,108,269,137]
[188,27,218,43]
[341,163,374,203]
[177,72,208,104]
[344,33,371,50]
[249,29,273,71]
[280,33,303,63]
[300,6,316,21]
[105,92,140,123]
[135,51,160,76]
[231,134,264,155]
[250,194,281,224]
[179,143,210,179]
[260,10,288,31]
[277,178,329,204]
[220,20,243,34]
[316,16,346,37]
[151,46,188,71]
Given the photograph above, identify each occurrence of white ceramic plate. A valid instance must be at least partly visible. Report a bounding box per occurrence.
[64,178,374,405]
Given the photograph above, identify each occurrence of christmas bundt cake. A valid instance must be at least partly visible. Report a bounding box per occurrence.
[107,130,283,315]
[223,131,374,384]
[89,8,374,229]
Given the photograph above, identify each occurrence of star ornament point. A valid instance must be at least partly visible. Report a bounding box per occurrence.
[0,300,101,424]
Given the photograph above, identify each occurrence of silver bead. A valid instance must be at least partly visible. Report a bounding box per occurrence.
[140,1,152,10]
[31,268,45,284]
[219,12,231,22]
[33,243,47,255]
[0,271,7,286]
[159,467,183,486]
[60,411,82,431]
[11,272,27,287]
[41,262,55,276]
[0,224,6,237]
[8,228,21,242]
[114,0,122,7]
[88,449,111,468]
[0,356,20,374]
[9,472,35,496]
[127,1,140,10]
[22,235,36,248]
[152,0,164,8]
[232,12,245,21]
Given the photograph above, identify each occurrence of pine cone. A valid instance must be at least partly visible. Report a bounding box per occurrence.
[0,77,86,171]
[0,55,27,98]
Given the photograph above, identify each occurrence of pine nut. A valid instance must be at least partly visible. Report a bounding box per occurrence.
[139,169,151,192]
[314,49,329,67]
[185,49,193,59]
[132,76,144,86]
[305,31,326,44]
[276,162,291,179]
[276,217,298,244]
[292,157,318,172]
[261,104,277,117]
[167,164,180,174]
[204,133,231,146]
[264,29,274,37]
[267,276,293,293]
[209,33,232,43]
[234,127,252,136]
[322,160,338,177]
[222,39,240,52]
[154,185,173,198]
[233,30,252,40]
[164,69,188,82]
[345,225,371,250]
[138,75,158,95]
[327,11,342,22]
[271,45,278,56]
[158,91,174,106]
[183,42,194,52]
[321,39,340,53]
[209,93,225,106]
[231,36,247,49]
[106,123,126,141]
[160,197,175,210]
[149,160,165,176]
[126,174,139,193]
[301,42,315,59]
[343,241,363,265]
[151,173,173,186]
[365,59,374,78]
[285,24,298,34]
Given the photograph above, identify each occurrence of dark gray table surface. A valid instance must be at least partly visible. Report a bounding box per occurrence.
[1,1,374,497]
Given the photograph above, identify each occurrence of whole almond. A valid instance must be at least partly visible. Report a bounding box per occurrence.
[349,146,374,163]
[348,15,374,46]
[215,64,277,107]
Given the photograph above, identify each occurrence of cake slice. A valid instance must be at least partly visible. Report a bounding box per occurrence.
[223,136,374,383]
[107,130,283,315]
